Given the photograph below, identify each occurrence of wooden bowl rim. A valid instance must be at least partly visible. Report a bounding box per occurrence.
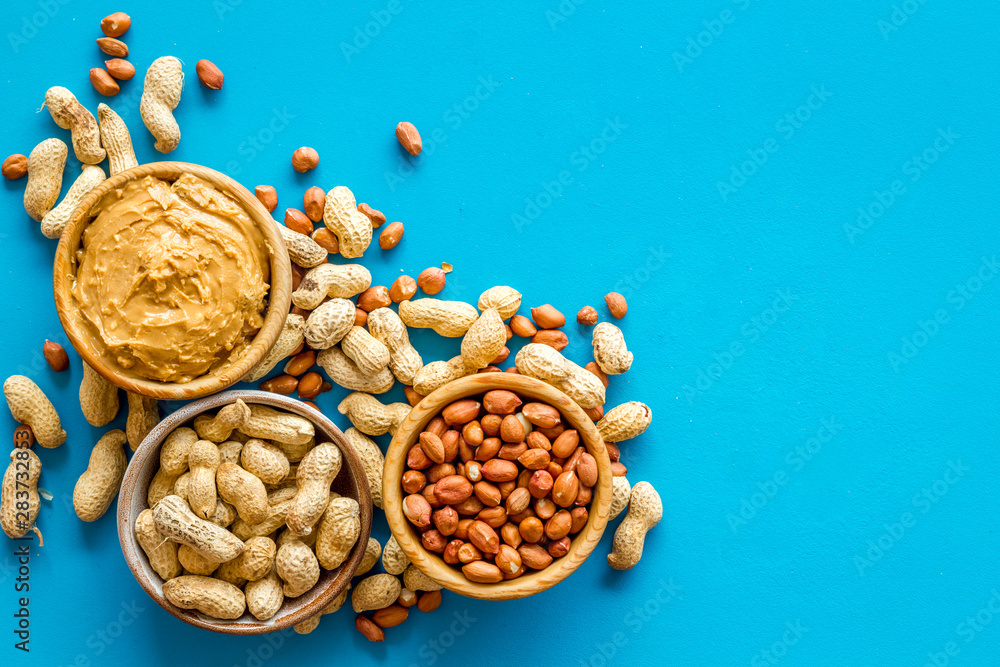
[383,374,612,601]
[52,161,292,400]
[117,390,373,635]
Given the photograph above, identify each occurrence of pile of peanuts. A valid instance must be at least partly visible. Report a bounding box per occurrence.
[401,391,599,583]
[0,6,664,644]
[135,400,365,627]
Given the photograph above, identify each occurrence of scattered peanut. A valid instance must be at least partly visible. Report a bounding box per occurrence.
[367,307,423,385]
[40,164,106,239]
[23,138,67,221]
[395,122,422,156]
[96,37,128,57]
[402,565,442,592]
[609,476,631,521]
[577,305,599,325]
[358,202,386,227]
[353,573,402,612]
[254,185,278,213]
[460,308,507,370]
[323,185,372,258]
[196,59,224,89]
[3,375,66,447]
[316,346,395,394]
[341,326,391,376]
[279,224,328,268]
[293,263,372,309]
[417,267,446,295]
[244,314,305,382]
[478,286,522,320]
[592,322,633,375]
[390,275,417,302]
[1,448,41,539]
[105,59,135,80]
[2,154,27,180]
[412,356,474,396]
[292,147,319,173]
[90,68,120,96]
[379,221,404,249]
[607,481,661,570]
[515,343,606,409]
[605,292,628,319]
[42,340,68,372]
[399,298,479,337]
[73,429,127,521]
[44,86,106,164]
[140,56,184,153]
[382,535,411,575]
[100,12,131,37]
[597,402,652,443]
[97,103,138,175]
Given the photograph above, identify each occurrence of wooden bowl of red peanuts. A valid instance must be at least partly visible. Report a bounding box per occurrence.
[383,373,612,600]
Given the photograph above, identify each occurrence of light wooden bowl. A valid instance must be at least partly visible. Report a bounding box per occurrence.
[384,374,612,600]
[52,162,292,400]
[117,391,373,635]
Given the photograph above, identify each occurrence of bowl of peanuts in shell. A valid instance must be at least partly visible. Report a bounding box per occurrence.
[383,373,613,600]
[117,390,373,634]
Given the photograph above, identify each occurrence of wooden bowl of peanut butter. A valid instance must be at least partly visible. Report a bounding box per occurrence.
[53,162,292,400]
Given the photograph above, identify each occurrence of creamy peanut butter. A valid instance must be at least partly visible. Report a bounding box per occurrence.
[71,173,271,383]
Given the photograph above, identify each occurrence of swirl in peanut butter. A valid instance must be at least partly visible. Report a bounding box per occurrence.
[72,174,270,383]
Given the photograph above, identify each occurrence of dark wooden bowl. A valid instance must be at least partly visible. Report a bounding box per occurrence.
[117,391,372,634]
[52,162,292,400]
[383,374,612,600]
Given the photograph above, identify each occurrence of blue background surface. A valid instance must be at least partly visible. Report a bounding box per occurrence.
[1,1,998,665]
